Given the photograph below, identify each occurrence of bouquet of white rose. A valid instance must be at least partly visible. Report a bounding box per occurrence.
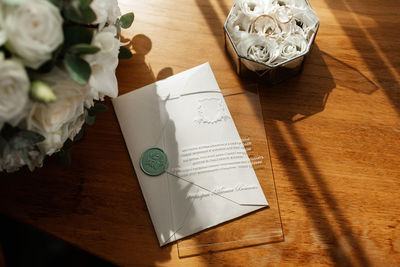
[0,0,134,172]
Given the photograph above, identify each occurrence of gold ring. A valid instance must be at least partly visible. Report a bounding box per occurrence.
[250,14,277,37]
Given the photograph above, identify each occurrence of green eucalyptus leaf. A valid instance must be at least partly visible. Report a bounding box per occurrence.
[79,0,92,8]
[69,44,100,55]
[30,80,57,103]
[65,54,91,84]
[11,136,30,150]
[63,0,96,24]
[73,127,85,142]
[63,138,74,150]
[85,115,96,126]
[18,130,45,145]
[119,46,133,59]
[64,6,84,24]
[17,149,31,167]
[80,6,96,24]
[37,44,63,73]
[64,25,92,47]
[88,103,108,117]
[120,12,134,29]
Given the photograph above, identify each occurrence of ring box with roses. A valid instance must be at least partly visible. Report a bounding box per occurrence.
[224,0,319,84]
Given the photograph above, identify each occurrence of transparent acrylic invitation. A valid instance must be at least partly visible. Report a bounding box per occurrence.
[177,85,284,257]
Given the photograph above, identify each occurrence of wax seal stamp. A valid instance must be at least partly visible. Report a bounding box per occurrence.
[140,147,169,176]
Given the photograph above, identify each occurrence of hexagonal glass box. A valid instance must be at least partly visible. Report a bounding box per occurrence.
[224,0,319,84]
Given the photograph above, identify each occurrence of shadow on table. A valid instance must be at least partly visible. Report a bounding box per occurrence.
[0,215,116,267]
[323,0,400,115]
[196,0,373,265]
[260,46,372,266]
[261,44,335,123]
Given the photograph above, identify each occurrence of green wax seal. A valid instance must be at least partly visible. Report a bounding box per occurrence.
[140,148,169,176]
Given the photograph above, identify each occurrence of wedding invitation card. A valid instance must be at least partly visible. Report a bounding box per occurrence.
[112,63,269,246]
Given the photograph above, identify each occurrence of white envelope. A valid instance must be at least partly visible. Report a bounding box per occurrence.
[112,63,268,246]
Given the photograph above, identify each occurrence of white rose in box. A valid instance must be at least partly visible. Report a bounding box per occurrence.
[2,0,63,69]
[0,52,29,126]
[278,33,307,60]
[224,0,319,83]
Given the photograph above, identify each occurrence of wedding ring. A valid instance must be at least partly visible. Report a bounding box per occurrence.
[250,15,277,37]
[274,6,293,24]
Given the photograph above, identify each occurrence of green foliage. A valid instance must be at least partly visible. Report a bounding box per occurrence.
[68,44,100,55]
[65,53,91,84]
[63,138,74,150]
[62,0,96,24]
[119,46,133,59]
[88,103,108,116]
[85,115,96,125]
[54,127,85,166]
[278,1,285,6]
[36,44,64,73]
[64,25,93,48]
[1,123,45,170]
[86,103,108,126]
[73,127,85,142]
[63,25,96,84]
[120,12,134,29]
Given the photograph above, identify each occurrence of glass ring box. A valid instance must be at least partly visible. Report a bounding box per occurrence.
[224,0,320,84]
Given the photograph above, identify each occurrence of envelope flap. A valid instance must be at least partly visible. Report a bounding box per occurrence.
[157,62,221,100]
[181,62,220,96]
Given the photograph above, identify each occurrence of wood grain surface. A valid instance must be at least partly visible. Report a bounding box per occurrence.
[1,0,400,266]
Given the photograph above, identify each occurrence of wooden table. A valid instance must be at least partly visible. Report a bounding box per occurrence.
[1,0,399,266]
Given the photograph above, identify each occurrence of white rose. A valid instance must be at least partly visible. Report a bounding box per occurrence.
[235,0,265,18]
[278,34,307,60]
[0,52,29,125]
[3,0,64,69]
[238,35,279,70]
[293,7,319,39]
[90,0,121,25]
[27,69,87,155]
[38,113,85,155]
[84,25,120,101]
[227,12,252,43]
